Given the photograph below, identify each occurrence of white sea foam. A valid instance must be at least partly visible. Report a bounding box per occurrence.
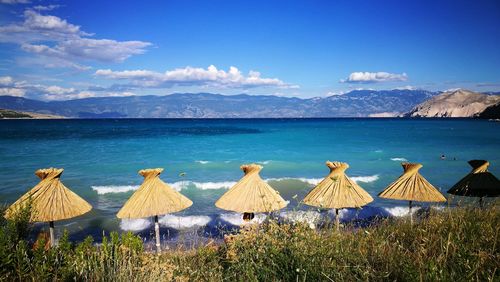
[120,218,151,231]
[159,214,211,229]
[92,175,378,195]
[383,206,420,217]
[219,213,267,226]
[374,150,383,153]
[322,205,420,221]
[267,175,379,185]
[351,175,379,183]
[170,181,236,191]
[92,185,139,195]
[119,205,440,231]
[256,160,271,165]
[295,177,323,185]
[390,157,408,162]
[196,160,211,164]
[169,181,188,191]
[266,177,323,185]
[191,181,237,190]
[280,210,321,229]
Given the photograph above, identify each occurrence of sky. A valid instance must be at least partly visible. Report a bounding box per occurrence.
[0,0,499,100]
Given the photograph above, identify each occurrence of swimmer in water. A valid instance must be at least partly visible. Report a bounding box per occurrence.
[441,154,446,160]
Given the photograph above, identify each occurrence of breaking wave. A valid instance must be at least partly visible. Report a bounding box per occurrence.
[120,218,151,231]
[93,175,379,195]
[219,213,267,226]
[92,185,138,194]
[391,157,408,162]
[118,205,442,231]
[159,214,211,229]
[351,175,379,183]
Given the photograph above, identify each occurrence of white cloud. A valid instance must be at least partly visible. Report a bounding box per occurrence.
[393,85,416,90]
[0,9,151,70]
[0,76,135,100]
[32,5,59,11]
[23,9,81,35]
[0,87,25,96]
[21,38,150,63]
[341,72,408,83]
[326,90,347,96]
[17,55,91,71]
[0,0,30,4]
[44,85,76,95]
[443,88,462,92]
[0,76,14,86]
[95,65,298,89]
[0,10,86,43]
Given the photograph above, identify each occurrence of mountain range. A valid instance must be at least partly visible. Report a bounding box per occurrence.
[406,89,500,118]
[1,89,499,118]
[0,89,437,118]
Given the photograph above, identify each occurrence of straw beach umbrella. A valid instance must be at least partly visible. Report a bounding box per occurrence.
[303,161,374,230]
[4,168,92,247]
[448,160,500,207]
[378,163,446,224]
[215,164,287,221]
[117,168,192,253]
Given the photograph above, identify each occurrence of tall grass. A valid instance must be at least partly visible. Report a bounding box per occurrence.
[0,204,498,281]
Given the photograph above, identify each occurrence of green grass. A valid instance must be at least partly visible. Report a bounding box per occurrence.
[0,204,498,281]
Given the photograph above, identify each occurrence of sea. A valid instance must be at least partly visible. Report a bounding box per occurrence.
[0,118,499,246]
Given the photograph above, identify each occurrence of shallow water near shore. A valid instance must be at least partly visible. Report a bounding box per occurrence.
[0,118,499,243]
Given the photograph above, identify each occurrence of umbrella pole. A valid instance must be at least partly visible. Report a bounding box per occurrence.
[49,221,55,247]
[154,215,161,253]
[408,201,413,225]
[335,209,340,231]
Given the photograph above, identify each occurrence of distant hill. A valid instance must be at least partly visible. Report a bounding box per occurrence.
[0,109,31,118]
[0,108,65,119]
[0,90,436,118]
[405,89,500,118]
[476,103,500,119]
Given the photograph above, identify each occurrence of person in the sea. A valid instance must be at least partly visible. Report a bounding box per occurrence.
[441,154,446,160]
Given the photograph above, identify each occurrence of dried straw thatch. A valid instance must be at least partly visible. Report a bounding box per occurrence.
[303,161,373,230]
[303,161,374,209]
[378,163,446,202]
[448,160,500,198]
[117,168,193,219]
[215,164,287,213]
[4,168,92,222]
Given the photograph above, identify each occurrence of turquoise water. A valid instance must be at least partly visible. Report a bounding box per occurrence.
[0,119,499,242]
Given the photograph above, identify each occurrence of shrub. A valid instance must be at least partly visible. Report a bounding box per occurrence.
[0,204,498,281]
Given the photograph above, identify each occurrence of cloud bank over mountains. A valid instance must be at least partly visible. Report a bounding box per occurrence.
[341,72,408,83]
[95,65,298,90]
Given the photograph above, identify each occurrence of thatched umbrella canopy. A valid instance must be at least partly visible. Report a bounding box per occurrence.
[117,168,192,252]
[215,164,287,221]
[378,162,446,223]
[303,161,373,230]
[448,160,500,207]
[4,168,92,246]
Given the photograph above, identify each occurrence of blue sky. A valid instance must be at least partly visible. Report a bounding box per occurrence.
[0,0,499,100]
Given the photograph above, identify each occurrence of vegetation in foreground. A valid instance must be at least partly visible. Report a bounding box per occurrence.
[0,204,498,281]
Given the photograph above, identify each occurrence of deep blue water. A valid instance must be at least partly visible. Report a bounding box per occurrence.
[0,118,499,243]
